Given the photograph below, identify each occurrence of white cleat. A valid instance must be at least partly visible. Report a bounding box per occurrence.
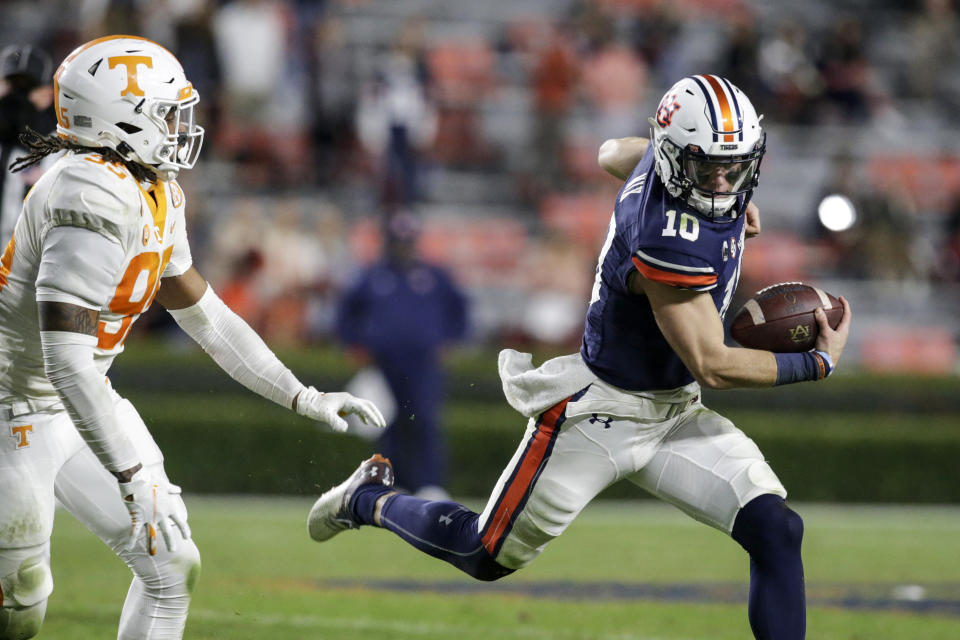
[307,454,394,542]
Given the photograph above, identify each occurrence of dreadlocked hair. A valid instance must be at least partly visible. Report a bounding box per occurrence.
[10,127,158,184]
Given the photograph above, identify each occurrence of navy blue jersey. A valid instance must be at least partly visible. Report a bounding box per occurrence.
[580,146,746,391]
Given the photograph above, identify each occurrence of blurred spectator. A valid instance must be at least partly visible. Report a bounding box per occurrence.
[580,34,648,141]
[219,248,267,330]
[172,0,223,140]
[213,0,310,184]
[335,211,468,498]
[356,23,437,206]
[310,16,359,186]
[0,44,54,242]
[259,197,329,343]
[529,23,579,194]
[936,195,960,282]
[905,0,960,111]
[816,14,873,123]
[811,152,920,280]
[213,0,286,126]
[628,0,683,82]
[516,232,592,348]
[755,21,822,125]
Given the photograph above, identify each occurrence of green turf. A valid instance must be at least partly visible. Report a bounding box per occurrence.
[42,497,960,639]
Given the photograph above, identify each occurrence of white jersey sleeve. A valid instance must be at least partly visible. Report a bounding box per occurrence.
[35,226,125,309]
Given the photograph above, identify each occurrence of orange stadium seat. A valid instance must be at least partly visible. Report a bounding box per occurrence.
[860,325,957,374]
[539,191,615,251]
[867,154,960,211]
[427,40,495,106]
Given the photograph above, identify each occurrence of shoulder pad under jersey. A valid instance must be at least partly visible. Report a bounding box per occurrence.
[43,152,141,244]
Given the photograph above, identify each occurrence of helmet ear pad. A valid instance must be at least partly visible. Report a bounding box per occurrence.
[649,117,691,201]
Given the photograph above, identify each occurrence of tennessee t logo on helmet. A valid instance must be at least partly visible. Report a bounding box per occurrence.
[107,55,153,97]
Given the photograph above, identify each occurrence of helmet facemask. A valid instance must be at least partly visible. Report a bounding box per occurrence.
[142,92,204,173]
[664,134,765,218]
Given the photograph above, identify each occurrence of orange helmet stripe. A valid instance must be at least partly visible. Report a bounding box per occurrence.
[702,74,736,142]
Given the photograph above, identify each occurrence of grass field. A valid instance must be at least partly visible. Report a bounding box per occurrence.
[42,497,960,639]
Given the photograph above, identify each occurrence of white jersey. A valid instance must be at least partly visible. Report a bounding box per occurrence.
[0,150,192,403]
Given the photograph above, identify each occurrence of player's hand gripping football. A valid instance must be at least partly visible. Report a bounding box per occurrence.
[118,467,191,556]
[295,386,387,433]
[814,296,853,368]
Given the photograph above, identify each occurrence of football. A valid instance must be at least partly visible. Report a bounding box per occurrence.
[730,282,843,352]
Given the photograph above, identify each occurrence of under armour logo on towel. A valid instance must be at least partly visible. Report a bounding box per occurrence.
[588,414,613,428]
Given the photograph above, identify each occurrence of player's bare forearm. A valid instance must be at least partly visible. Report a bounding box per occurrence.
[598,137,650,180]
[636,275,777,389]
[156,266,209,310]
[38,301,99,335]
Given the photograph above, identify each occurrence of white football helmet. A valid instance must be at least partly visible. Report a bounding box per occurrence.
[649,75,765,218]
[53,35,203,179]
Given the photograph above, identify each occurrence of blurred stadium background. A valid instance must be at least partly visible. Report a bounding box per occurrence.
[2,0,960,637]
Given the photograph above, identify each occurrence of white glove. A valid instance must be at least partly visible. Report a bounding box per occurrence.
[295,387,387,433]
[118,467,192,555]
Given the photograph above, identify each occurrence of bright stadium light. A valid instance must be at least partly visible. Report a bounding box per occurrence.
[817,194,857,232]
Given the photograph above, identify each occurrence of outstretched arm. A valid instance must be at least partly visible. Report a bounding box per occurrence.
[157,267,386,431]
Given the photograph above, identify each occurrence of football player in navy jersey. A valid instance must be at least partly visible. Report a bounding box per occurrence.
[307,75,852,640]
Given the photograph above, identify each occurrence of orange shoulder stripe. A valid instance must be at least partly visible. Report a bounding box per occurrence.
[632,256,718,288]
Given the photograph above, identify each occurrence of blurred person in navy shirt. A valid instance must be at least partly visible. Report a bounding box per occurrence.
[0,44,55,243]
[335,211,468,498]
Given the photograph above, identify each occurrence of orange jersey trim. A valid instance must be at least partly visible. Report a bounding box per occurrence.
[138,181,168,242]
[480,397,570,556]
[632,256,718,288]
[0,236,15,292]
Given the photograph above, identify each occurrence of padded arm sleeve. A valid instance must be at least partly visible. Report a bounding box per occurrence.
[41,331,140,472]
[37,226,139,473]
[167,286,306,409]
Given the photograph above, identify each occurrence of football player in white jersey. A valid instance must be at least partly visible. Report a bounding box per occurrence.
[0,35,385,640]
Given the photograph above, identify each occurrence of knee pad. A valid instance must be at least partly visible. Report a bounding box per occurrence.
[0,601,46,640]
[0,556,52,640]
[459,549,514,582]
[134,541,202,594]
[733,493,803,555]
[0,555,52,610]
[179,545,202,596]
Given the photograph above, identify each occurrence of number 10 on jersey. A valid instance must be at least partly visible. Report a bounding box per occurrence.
[661,210,700,242]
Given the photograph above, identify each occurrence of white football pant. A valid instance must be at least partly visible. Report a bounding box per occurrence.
[0,394,199,640]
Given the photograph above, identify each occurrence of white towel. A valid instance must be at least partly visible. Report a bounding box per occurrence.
[497,349,598,418]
